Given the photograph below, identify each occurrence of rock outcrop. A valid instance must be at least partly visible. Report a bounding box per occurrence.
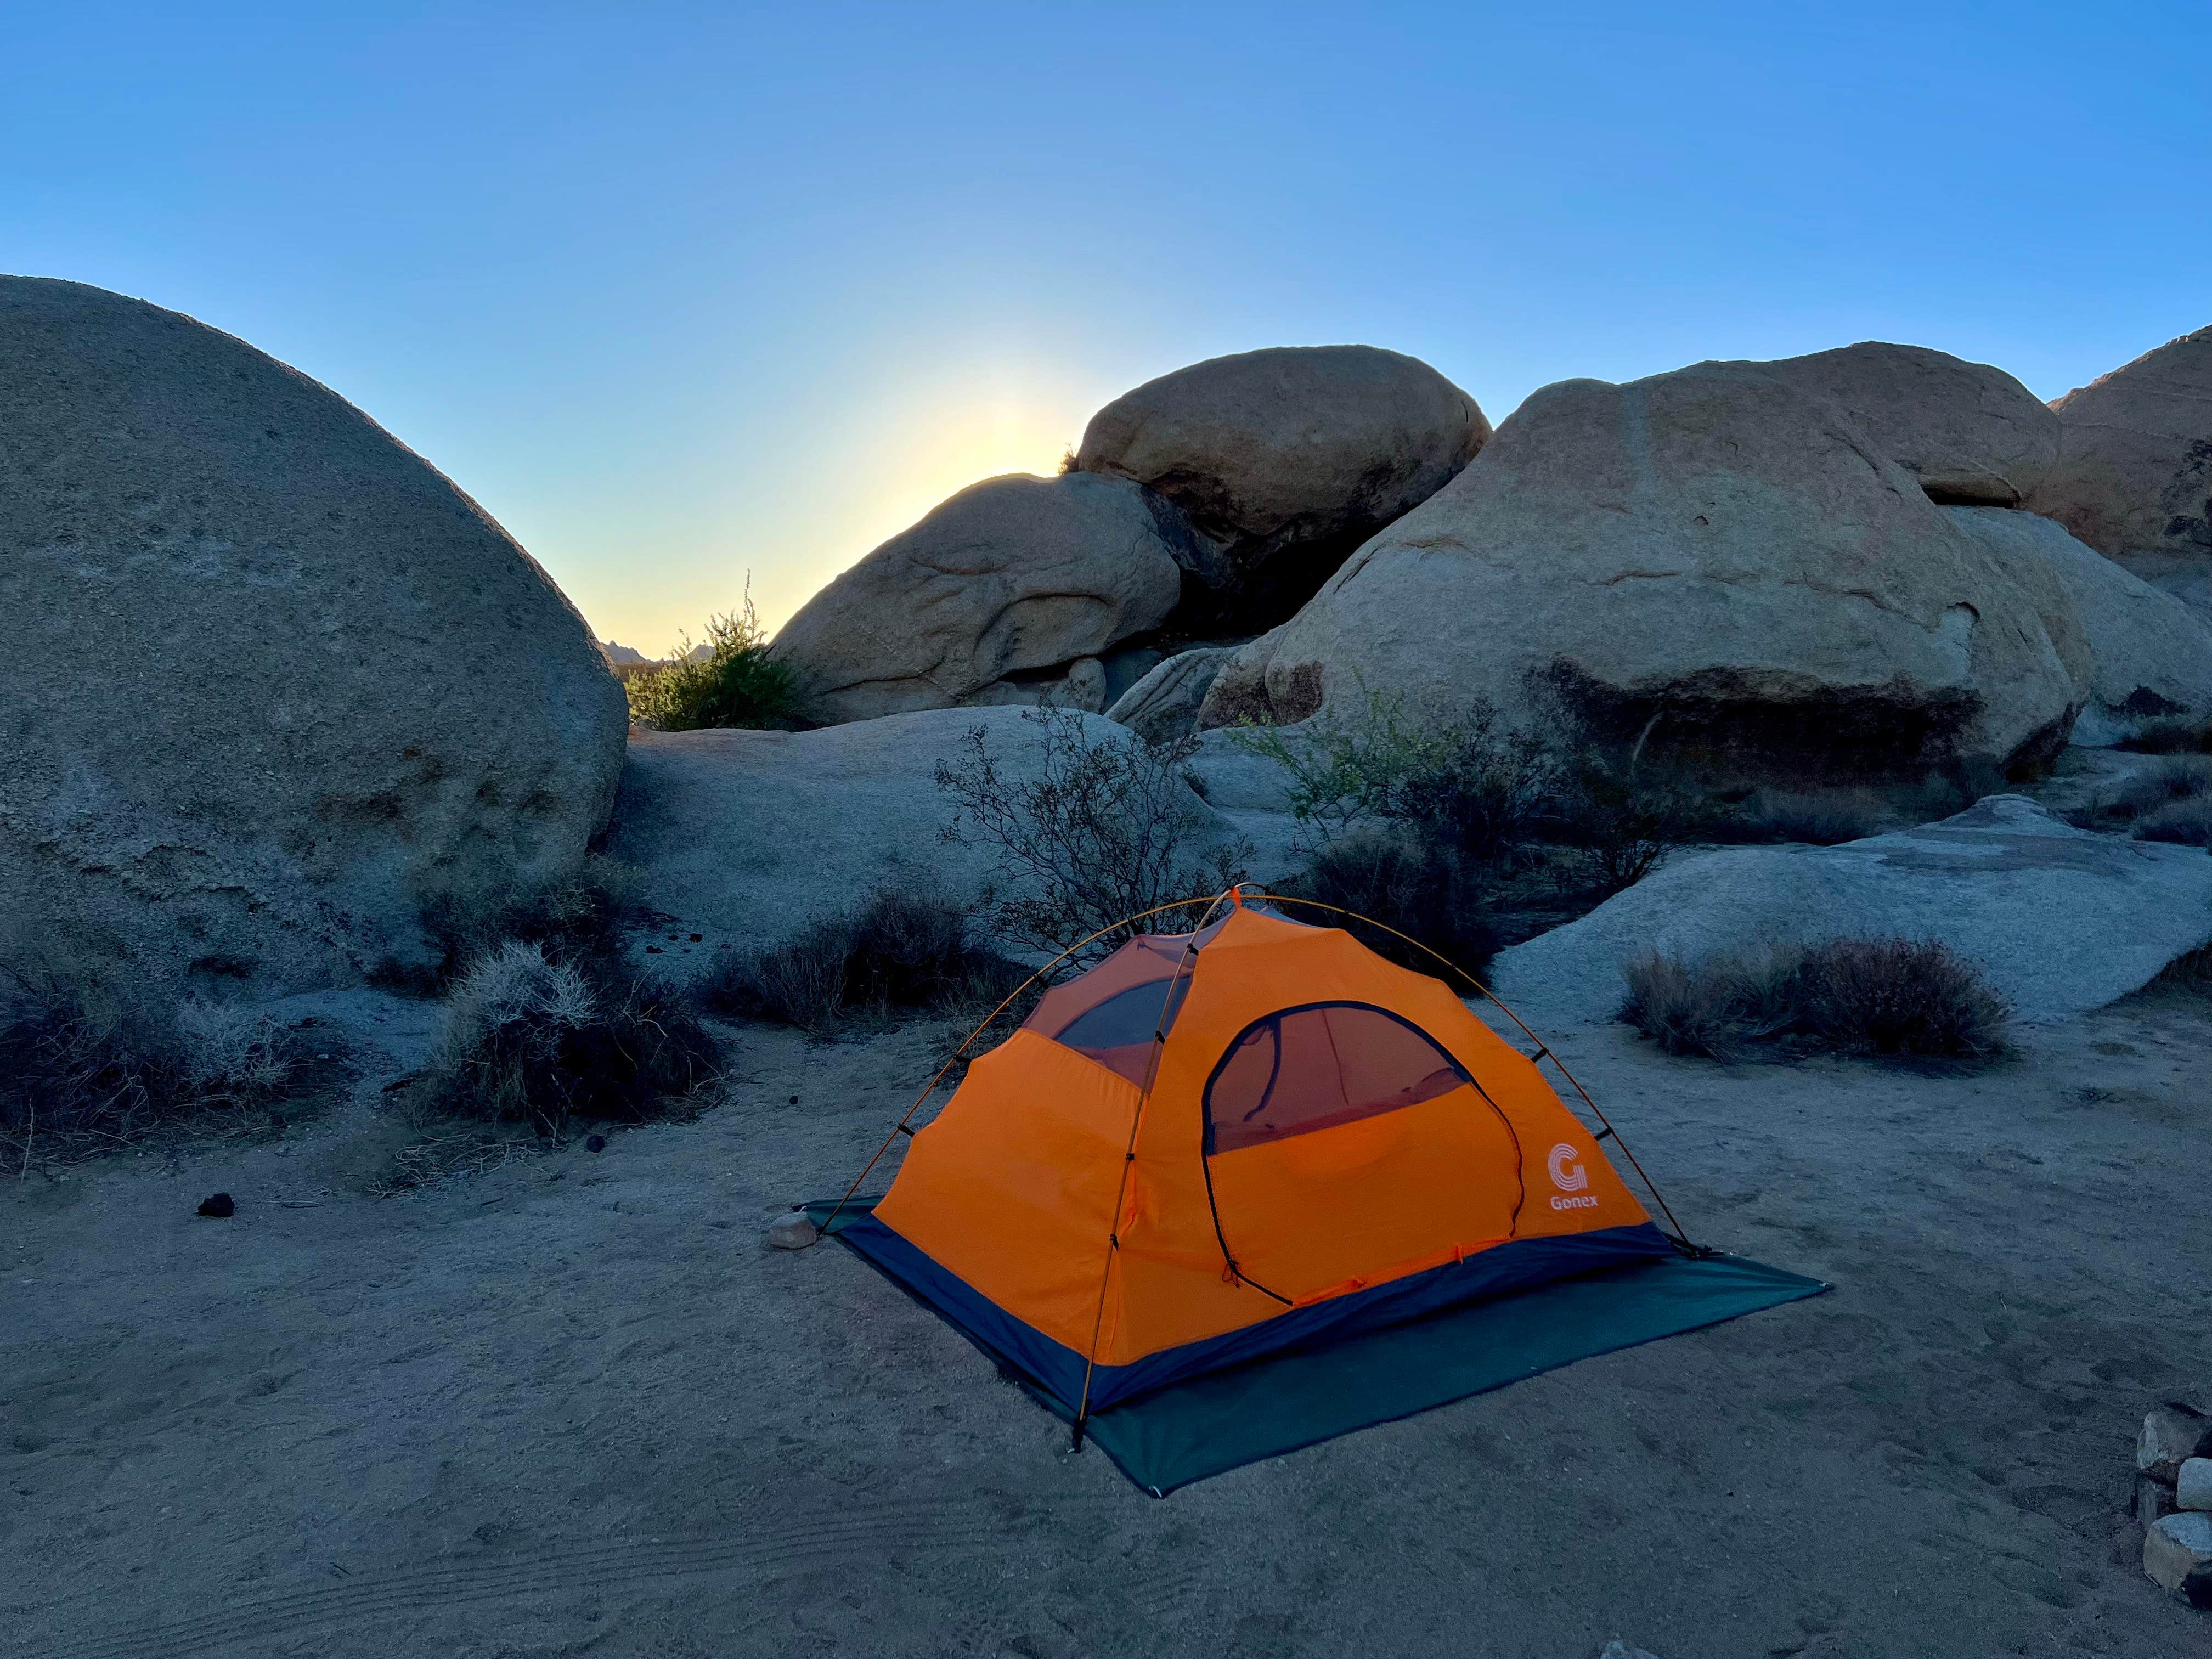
[1201,360,2082,791]
[0,277,629,995]
[1943,506,2212,744]
[600,707,1243,970]
[1075,345,1488,629]
[1104,646,1238,744]
[769,472,1192,726]
[2029,326,2212,592]
[1488,797,2212,1029]
[1760,341,2061,506]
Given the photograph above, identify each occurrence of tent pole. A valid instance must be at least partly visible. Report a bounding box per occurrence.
[1069,889,1237,1448]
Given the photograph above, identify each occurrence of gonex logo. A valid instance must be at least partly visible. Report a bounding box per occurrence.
[1548,1142,1599,1210]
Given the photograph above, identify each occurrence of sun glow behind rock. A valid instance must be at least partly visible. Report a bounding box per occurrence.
[745,363,1102,638]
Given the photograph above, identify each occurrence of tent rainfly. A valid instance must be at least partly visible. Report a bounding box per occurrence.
[804,892,1825,1494]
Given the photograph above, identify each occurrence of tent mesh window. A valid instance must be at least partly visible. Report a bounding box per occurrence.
[1023,935,1199,1086]
[1205,1003,1470,1155]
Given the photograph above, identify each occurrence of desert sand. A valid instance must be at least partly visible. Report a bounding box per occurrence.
[5,985,2209,1658]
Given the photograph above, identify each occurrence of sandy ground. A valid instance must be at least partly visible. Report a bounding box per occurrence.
[5,982,2210,1659]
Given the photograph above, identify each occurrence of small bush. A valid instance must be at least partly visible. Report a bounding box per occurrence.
[1552,764,1694,897]
[1622,937,2010,1063]
[420,942,718,1136]
[1729,789,1888,846]
[2118,716,2212,755]
[624,584,800,732]
[1279,829,1499,980]
[1230,683,1558,860]
[377,856,645,997]
[2135,797,2212,847]
[935,707,1252,957]
[714,888,1035,1034]
[1791,939,2011,1058]
[1620,948,1795,1060]
[2074,757,2212,834]
[0,970,296,1171]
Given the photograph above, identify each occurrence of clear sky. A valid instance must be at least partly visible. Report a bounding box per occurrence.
[7,3,2208,651]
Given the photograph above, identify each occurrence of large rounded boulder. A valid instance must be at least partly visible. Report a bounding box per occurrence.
[2028,325,2212,589]
[770,472,1193,726]
[1074,345,1489,629]
[0,278,630,995]
[1941,506,2212,744]
[1200,360,2081,791]
[1759,341,2061,507]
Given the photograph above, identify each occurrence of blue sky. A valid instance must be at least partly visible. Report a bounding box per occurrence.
[7,3,2208,649]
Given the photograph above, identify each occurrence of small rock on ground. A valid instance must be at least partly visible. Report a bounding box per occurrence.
[766,1211,818,1250]
[2180,1457,2212,1512]
[2142,1402,2212,1482]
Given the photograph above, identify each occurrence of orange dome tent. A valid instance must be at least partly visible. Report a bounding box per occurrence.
[805,891,1824,1494]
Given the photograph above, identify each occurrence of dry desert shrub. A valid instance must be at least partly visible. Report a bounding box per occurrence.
[714,887,1035,1035]
[1277,828,1499,979]
[2132,795,2212,848]
[2118,716,2212,755]
[2073,757,2212,835]
[1622,938,2010,1064]
[373,855,645,997]
[419,941,718,1138]
[0,967,296,1171]
[1727,788,1889,845]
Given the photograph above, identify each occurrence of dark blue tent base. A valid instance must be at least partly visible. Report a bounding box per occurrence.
[809,1200,1829,1497]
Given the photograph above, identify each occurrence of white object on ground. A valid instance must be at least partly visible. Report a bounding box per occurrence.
[766,1211,819,1251]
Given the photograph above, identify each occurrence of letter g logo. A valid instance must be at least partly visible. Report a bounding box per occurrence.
[1548,1142,1590,1192]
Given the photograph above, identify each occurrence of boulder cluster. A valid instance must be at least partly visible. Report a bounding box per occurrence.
[774,330,2212,804]
[2136,1400,2212,1609]
[5,269,2211,1000]
[769,345,1491,724]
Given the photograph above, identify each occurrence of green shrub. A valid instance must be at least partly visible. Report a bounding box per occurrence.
[1229,682,1556,854]
[935,708,1252,957]
[1725,788,1888,845]
[1622,938,2010,1063]
[1229,684,1688,903]
[624,586,800,732]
